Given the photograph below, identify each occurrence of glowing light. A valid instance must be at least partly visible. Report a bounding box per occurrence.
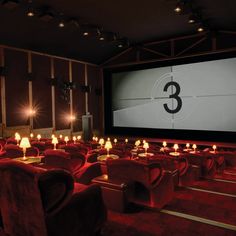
[59,134,63,139]
[30,133,34,138]
[186,143,190,149]
[192,144,197,152]
[135,140,141,148]
[99,138,105,148]
[19,137,31,160]
[212,145,217,153]
[125,138,128,144]
[173,144,179,153]
[37,134,41,141]
[77,135,81,141]
[51,134,55,139]
[52,137,58,150]
[114,138,117,144]
[73,136,76,143]
[64,136,69,144]
[15,132,21,145]
[163,141,167,148]
[143,142,149,155]
[27,108,36,116]
[95,137,98,142]
[105,141,112,157]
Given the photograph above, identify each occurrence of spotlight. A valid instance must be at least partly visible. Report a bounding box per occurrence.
[117,38,129,48]
[188,14,197,24]
[174,1,184,13]
[26,0,34,17]
[58,20,65,28]
[197,24,205,32]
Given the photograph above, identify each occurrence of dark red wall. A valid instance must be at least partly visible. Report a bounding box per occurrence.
[32,54,52,128]
[87,65,102,132]
[5,49,28,127]
[72,62,85,131]
[54,58,70,130]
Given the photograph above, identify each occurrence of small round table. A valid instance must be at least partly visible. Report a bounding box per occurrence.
[97,154,119,162]
[138,152,154,158]
[14,156,44,165]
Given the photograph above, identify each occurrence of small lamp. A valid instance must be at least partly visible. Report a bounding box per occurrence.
[64,136,69,145]
[173,144,179,154]
[143,142,149,155]
[15,133,21,145]
[77,135,81,141]
[212,145,217,153]
[192,144,197,152]
[95,137,98,142]
[73,136,76,144]
[52,137,58,150]
[19,137,31,161]
[114,138,117,145]
[163,141,167,148]
[30,133,34,139]
[99,138,105,148]
[105,141,112,157]
[125,138,128,144]
[135,140,141,149]
[186,143,190,149]
[51,134,55,139]
[59,134,63,139]
[37,134,41,141]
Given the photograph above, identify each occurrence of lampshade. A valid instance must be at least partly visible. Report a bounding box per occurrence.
[77,135,81,140]
[186,143,190,148]
[19,137,31,149]
[173,144,179,150]
[212,145,217,151]
[143,142,149,149]
[52,137,58,145]
[192,144,197,150]
[105,141,112,150]
[135,140,141,147]
[99,138,105,146]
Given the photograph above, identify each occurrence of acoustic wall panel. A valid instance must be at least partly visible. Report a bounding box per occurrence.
[5,49,28,127]
[54,58,70,130]
[32,54,52,129]
[72,62,85,131]
[87,65,102,131]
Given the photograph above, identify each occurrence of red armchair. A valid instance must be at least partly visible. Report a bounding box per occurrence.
[0,159,107,236]
[106,159,174,209]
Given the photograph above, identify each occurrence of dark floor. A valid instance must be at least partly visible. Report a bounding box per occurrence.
[103,168,236,235]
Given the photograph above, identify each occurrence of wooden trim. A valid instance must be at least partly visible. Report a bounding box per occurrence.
[0,44,97,67]
[50,58,56,130]
[141,46,169,58]
[0,47,6,127]
[85,64,88,114]
[69,61,73,131]
[28,52,33,129]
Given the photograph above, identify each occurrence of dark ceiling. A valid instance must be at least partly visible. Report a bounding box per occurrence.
[0,0,235,64]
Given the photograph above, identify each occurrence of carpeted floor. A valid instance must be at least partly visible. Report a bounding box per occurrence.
[102,171,236,236]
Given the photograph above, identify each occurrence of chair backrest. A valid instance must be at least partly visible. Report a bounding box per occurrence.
[0,160,47,236]
[107,159,163,189]
[0,159,74,236]
[4,144,39,158]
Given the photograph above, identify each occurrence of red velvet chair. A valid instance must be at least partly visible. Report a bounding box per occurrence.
[106,159,174,209]
[2,144,39,158]
[0,159,107,236]
[43,149,84,175]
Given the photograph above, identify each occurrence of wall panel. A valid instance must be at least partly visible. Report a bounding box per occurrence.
[32,54,52,128]
[54,58,70,130]
[5,49,28,127]
[72,62,85,131]
[88,65,102,131]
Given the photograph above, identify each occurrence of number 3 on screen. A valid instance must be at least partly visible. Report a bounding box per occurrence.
[163,81,182,114]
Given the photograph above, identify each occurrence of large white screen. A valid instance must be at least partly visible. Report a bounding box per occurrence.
[112,57,236,132]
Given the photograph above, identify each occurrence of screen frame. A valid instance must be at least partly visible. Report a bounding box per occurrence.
[103,51,236,142]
